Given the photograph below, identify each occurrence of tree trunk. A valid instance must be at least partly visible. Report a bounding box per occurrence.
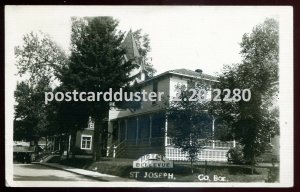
[58,135,61,151]
[45,136,48,152]
[53,137,56,152]
[205,160,208,175]
[66,134,70,159]
[71,130,77,159]
[251,154,255,174]
[93,117,103,161]
[190,159,194,174]
[34,139,39,156]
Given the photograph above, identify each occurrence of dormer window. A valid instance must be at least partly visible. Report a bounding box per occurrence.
[88,116,94,129]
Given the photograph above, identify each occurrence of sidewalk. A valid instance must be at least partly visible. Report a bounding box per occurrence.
[35,162,135,182]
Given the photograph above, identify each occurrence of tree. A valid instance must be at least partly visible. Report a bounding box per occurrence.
[213,18,279,173]
[62,17,136,161]
[14,31,67,145]
[167,81,213,173]
[70,17,88,54]
[15,31,67,86]
[14,79,53,143]
[132,29,156,78]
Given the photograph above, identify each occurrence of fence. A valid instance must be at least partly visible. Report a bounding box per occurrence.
[165,147,229,162]
[165,138,236,162]
[166,137,236,148]
[107,137,236,161]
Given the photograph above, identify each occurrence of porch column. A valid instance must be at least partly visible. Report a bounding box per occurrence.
[233,133,236,148]
[136,117,139,145]
[68,135,71,153]
[125,119,128,140]
[45,136,48,151]
[149,115,152,145]
[165,114,168,147]
[58,136,61,151]
[118,120,121,143]
[212,117,216,149]
[53,137,56,151]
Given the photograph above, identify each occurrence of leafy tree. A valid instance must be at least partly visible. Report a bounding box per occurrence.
[62,17,136,160]
[14,79,52,144]
[15,31,67,86]
[167,81,213,173]
[212,18,279,173]
[70,17,88,54]
[226,145,244,164]
[50,86,90,158]
[14,31,67,145]
[132,29,156,78]
[14,81,36,141]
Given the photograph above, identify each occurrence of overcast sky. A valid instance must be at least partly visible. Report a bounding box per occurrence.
[6,6,283,77]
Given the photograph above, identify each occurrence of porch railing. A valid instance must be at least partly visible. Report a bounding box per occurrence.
[165,137,237,162]
[165,146,229,162]
[106,139,126,158]
[166,137,237,149]
[107,137,237,161]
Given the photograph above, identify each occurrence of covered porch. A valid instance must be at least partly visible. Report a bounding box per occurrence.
[107,111,167,158]
[107,111,236,161]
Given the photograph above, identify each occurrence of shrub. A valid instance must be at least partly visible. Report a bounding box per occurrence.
[73,146,90,155]
[227,146,245,165]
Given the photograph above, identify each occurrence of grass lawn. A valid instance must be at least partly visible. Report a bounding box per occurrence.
[59,157,279,182]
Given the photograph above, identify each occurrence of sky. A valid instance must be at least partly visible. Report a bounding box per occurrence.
[6,6,282,77]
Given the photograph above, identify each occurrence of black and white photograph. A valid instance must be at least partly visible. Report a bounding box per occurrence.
[5,6,293,187]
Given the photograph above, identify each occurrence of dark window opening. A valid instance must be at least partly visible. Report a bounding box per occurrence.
[152,81,158,105]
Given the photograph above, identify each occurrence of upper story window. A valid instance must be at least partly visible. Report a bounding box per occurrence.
[152,81,158,105]
[189,80,213,101]
[89,122,94,129]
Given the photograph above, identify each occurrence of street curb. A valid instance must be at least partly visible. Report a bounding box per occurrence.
[34,162,133,182]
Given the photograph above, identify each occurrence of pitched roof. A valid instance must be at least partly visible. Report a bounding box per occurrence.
[140,68,218,85]
[169,68,218,81]
[122,30,140,60]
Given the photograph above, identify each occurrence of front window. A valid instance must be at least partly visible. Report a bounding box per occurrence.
[81,135,92,149]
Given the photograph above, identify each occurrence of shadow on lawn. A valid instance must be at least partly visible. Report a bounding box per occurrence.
[59,157,279,182]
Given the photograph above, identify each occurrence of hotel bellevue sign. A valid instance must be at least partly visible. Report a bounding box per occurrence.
[133,154,174,168]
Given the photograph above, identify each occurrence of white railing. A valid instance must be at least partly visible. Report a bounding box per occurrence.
[204,140,236,149]
[165,146,228,162]
[198,149,228,161]
[166,137,236,149]
[106,139,126,158]
[167,137,173,146]
[165,137,235,162]
[165,146,189,161]
[107,137,235,161]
